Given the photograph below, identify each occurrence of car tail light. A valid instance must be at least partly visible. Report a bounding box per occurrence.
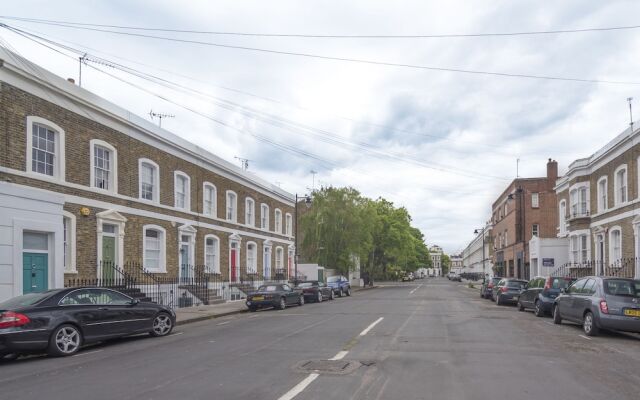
[501,287,509,293]
[599,300,609,314]
[544,277,552,290]
[0,311,30,329]
[488,283,494,288]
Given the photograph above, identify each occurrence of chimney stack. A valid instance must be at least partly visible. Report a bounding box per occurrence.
[67,78,75,84]
[547,158,558,182]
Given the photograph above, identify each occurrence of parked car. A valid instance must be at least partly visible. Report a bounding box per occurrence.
[553,277,640,336]
[246,283,304,311]
[296,281,334,302]
[327,275,351,297]
[517,276,574,316]
[494,278,528,305]
[401,273,414,282]
[447,272,456,280]
[450,274,462,282]
[480,277,502,299]
[0,287,176,359]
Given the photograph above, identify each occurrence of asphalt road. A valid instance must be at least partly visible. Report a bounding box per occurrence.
[2,279,640,400]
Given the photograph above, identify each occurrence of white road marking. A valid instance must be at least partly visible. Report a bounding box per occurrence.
[73,349,103,357]
[359,317,384,336]
[277,373,319,400]
[217,321,230,326]
[168,332,184,337]
[329,350,349,361]
[209,340,216,343]
[409,284,423,295]
[579,335,592,340]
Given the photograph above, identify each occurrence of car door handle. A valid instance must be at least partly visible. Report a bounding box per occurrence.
[98,307,109,311]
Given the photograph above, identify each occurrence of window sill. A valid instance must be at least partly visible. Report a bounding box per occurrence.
[145,269,167,274]
[64,269,78,274]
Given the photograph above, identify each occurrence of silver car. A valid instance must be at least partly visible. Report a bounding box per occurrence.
[552,276,640,336]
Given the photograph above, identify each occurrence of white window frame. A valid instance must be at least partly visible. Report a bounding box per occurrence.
[246,241,257,274]
[174,171,191,211]
[569,183,589,217]
[138,158,160,203]
[274,208,282,234]
[260,203,270,230]
[597,176,608,213]
[609,226,622,262]
[559,200,567,235]
[532,224,539,237]
[614,165,628,206]
[89,139,118,193]
[142,225,166,273]
[531,193,539,208]
[204,234,220,273]
[245,198,255,227]
[63,211,77,273]
[226,190,237,222]
[285,213,293,237]
[26,116,66,181]
[275,246,284,270]
[203,182,217,217]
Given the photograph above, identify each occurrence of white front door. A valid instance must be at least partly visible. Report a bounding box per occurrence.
[179,234,193,280]
[264,247,271,279]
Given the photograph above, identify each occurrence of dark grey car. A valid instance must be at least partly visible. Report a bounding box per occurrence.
[494,279,528,305]
[552,277,640,336]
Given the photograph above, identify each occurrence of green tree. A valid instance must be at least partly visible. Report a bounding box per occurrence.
[441,254,451,275]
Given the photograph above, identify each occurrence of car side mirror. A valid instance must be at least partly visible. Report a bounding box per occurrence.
[560,288,567,294]
[129,299,140,306]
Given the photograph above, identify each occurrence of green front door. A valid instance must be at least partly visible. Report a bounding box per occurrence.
[102,236,116,280]
[23,253,48,294]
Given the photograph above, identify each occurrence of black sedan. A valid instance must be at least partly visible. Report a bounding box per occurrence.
[0,287,176,359]
[245,283,304,311]
[296,281,335,303]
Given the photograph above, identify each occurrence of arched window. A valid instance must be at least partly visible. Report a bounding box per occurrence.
[597,176,608,213]
[143,225,166,273]
[174,171,191,210]
[609,226,622,262]
[245,198,255,226]
[139,158,160,203]
[226,191,237,222]
[90,139,118,193]
[274,209,282,234]
[247,242,257,273]
[260,203,270,230]
[275,246,284,271]
[614,165,628,205]
[285,213,292,236]
[203,182,217,217]
[26,116,66,181]
[204,235,220,273]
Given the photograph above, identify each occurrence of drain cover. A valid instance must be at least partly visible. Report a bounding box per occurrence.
[295,359,361,375]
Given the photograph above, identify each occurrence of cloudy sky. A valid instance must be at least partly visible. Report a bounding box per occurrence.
[2,1,640,254]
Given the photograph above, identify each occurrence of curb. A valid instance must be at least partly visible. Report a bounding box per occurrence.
[176,308,247,326]
[354,285,378,292]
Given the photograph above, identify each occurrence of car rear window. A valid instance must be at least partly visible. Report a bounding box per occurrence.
[258,285,278,292]
[603,280,640,297]
[0,291,53,309]
[491,278,502,284]
[327,276,339,283]
[298,282,315,288]
[549,277,572,289]
[507,281,526,288]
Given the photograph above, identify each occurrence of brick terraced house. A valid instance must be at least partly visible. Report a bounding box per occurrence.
[0,48,296,303]
[555,122,640,279]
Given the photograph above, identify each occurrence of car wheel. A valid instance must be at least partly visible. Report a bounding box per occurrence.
[48,324,82,357]
[517,301,525,312]
[339,288,344,297]
[583,311,599,336]
[553,305,562,325]
[298,295,305,306]
[317,291,323,303]
[496,295,502,306]
[346,287,351,296]
[278,297,286,310]
[151,312,174,337]
[329,290,335,300]
[534,300,544,317]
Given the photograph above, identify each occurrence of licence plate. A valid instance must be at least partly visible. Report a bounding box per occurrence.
[623,309,640,317]
[513,296,519,301]
[253,296,264,301]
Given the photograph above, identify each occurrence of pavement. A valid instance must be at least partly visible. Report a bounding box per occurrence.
[174,284,378,325]
[2,278,640,400]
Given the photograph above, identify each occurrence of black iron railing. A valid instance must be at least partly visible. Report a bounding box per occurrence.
[547,258,638,279]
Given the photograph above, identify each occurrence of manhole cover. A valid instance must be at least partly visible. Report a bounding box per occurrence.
[295,359,361,375]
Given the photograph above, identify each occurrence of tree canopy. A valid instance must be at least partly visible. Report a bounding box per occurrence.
[299,186,431,279]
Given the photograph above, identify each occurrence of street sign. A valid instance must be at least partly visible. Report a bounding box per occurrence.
[542,258,555,267]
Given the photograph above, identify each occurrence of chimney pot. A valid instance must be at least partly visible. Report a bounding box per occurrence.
[67,78,75,84]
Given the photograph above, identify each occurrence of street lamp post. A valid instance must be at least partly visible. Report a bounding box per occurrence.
[294,193,312,285]
[474,227,486,281]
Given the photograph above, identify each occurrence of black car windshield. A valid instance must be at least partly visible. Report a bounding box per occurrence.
[327,276,340,283]
[603,280,640,297]
[258,285,278,292]
[0,291,54,309]
[507,281,527,288]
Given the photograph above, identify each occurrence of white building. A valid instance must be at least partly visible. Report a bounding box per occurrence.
[450,255,463,275]
[429,245,443,276]
[528,236,569,278]
[462,225,493,277]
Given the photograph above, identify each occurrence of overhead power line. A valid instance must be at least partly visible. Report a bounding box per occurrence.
[1,15,639,38]
[1,21,639,85]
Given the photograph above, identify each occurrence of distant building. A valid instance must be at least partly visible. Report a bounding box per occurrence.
[429,245,443,276]
[450,254,463,275]
[462,225,493,277]
[491,159,559,280]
